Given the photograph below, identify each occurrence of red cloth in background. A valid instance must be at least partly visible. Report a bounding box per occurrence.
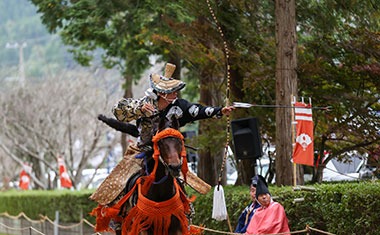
[293,102,314,166]
[58,157,72,188]
[19,169,30,190]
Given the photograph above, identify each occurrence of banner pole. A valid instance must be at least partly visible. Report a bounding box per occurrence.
[291,95,297,187]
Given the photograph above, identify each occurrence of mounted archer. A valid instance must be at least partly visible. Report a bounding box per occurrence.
[113,62,234,152]
[90,62,234,233]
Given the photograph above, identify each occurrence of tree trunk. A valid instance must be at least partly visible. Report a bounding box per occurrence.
[313,135,327,183]
[121,75,134,156]
[275,0,297,186]
[198,147,218,185]
[229,67,257,186]
[197,72,220,185]
[167,55,181,81]
[235,159,256,185]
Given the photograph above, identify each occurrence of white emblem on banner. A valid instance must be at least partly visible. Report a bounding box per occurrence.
[61,172,70,180]
[296,133,312,150]
[21,175,30,183]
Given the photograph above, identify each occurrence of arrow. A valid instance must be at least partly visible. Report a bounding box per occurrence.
[233,102,332,111]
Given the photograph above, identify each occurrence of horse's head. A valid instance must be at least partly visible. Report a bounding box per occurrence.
[158,136,183,177]
[152,128,187,178]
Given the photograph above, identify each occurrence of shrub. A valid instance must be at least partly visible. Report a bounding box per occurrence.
[1,181,379,234]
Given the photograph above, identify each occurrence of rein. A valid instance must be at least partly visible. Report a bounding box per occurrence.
[139,128,186,185]
[91,128,191,234]
[150,128,188,184]
[152,153,181,185]
[145,155,182,185]
[157,155,183,179]
[122,180,194,235]
[91,176,195,234]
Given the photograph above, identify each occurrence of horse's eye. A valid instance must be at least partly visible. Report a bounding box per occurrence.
[158,137,182,151]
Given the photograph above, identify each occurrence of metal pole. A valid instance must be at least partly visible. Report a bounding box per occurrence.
[80,209,83,235]
[18,42,26,85]
[54,210,59,235]
[5,41,27,86]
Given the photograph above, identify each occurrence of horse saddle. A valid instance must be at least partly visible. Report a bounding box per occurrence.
[181,171,211,195]
[89,145,142,205]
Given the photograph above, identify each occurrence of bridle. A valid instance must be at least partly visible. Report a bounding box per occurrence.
[149,128,189,185]
[158,154,183,178]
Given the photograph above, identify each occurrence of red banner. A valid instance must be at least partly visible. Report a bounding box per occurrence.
[19,163,31,190]
[19,170,30,190]
[58,157,73,188]
[293,102,314,166]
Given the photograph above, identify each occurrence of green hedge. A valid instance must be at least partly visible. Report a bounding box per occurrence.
[1,181,379,234]
[191,181,380,235]
[0,189,98,224]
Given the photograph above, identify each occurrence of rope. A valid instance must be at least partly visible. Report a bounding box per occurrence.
[0,212,93,231]
[308,226,337,235]
[190,224,309,235]
[0,221,101,235]
[0,222,45,235]
[83,218,96,228]
[41,215,85,229]
[0,212,43,223]
[0,212,336,235]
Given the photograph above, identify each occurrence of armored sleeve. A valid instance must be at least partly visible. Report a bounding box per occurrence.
[175,99,223,126]
[112,97,152,122]
[98,115,139,137]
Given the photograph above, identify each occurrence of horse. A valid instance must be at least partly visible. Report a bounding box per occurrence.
[91,121,193,235]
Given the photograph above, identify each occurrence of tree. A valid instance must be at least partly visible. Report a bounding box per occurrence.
[0,70,120,189]
[296,0,380,182]
[28,0,380,186]
[29,0,232,185]
[274,0,297,186]
[0,148,18,190]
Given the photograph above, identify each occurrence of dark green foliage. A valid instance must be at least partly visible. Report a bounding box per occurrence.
[0,182,379,234]
[20,0,380,185]
[0,190,97,223]
[191,182,380,235]
[0,0,77,78]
